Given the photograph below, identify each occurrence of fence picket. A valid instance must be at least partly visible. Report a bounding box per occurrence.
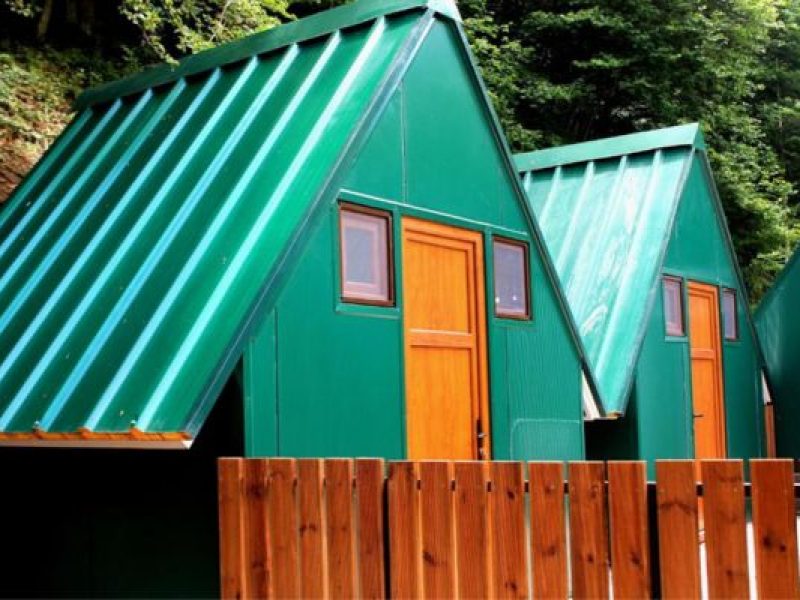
[419,461,456,597]
[356,459,386,599]
[751,459,799,599]
[655,460,701,599]
[218,458,245,600]
[266,459,300,598]
[489,461,528,599]
[388,461,420,598]
[702,460,749,599]
[528,462,568,599]
[453,462,490,598]
[243,459,270,598]
[608,461,651,598]
[325,459,357,599]
[297,459,326,599]
[569,462,609,599]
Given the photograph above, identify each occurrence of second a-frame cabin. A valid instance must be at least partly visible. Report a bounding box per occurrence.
[0,1,595,594]
[516,124,769,471]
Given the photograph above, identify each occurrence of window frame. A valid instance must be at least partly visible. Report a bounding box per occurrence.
[662,275,686,337]
[338,202,395,307]
[722,287,739,341]
[492,236,532,321]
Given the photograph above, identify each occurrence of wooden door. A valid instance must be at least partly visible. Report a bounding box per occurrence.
[401,217,490,460]
[688,282,727,461]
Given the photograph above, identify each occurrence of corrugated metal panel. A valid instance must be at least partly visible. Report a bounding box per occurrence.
[755,244,800,457]
[516,129,697,415]
[0,2,433,443]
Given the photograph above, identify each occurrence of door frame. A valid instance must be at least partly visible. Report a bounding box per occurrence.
[686,280,728,458]
[400,215,492,459]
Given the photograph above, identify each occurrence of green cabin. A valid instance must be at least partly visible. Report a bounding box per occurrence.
[755,244,800,457]
[0,0,594,596]
[515,124,768,472]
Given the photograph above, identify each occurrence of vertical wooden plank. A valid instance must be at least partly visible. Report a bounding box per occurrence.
[355,459,386,599]
[267,458,300,598]
[325,459,357,599]
[297,459,326,599]
[655,461,701,599]
[243,459,270,599]
[702,460,749,599]
[418,461,456,597]
[569,461,609,599]
[528,462,568,599]
[218,458,245,600]
[751,459,799,599]
[489,461,528,599]
[607,461,651,598]
[388,461,420,598]
[765,404,777,458]
[453,462,490,598]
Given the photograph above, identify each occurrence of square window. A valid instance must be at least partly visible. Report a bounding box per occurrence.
[663,277,684,336]
[340,205,393,305]
[493,238,530,319]
[722,288,738,341]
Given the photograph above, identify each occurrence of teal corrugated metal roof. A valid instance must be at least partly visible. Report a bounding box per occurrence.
[0,0,448,446]
[517,127,699,415]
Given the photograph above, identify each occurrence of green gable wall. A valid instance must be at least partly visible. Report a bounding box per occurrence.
[243,18,584,460]
[586,154,763,473]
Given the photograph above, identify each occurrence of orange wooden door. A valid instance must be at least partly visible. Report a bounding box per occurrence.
[401,217,490,460]
[688,281,727,462]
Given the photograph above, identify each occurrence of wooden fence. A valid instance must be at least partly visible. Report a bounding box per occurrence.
[217,458,799,599]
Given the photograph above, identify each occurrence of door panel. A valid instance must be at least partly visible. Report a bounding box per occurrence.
[402,217,489,459]
[688,282,726,461]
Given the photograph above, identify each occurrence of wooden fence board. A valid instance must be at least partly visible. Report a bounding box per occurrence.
[607,461,651,598]
[453,462,489,598]
[751,459,799,599]
[297,459,326,599]
[325,459,357,599]
[419,462,455,597]
[388,461,420,598]
[569,461,609,599]
[267,459,299,598]
[218,458,245,600]
[355,459,386,599]
[655,461,701,599]
[528,462,567,599]
[489,461,528,599]
[701,460,749,599]
[243,459,270,599]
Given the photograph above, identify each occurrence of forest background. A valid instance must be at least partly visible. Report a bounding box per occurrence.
[2,0,799,301]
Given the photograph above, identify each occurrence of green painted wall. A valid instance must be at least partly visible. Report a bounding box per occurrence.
[243,19,585,460]
[587,155,763,473]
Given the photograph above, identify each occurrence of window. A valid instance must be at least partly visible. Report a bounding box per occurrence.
[663,276,684,336]
[493,238,530,319]
[339,204,393,305]
[722,288,738,341]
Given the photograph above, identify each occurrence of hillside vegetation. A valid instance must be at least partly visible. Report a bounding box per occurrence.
[2,0,800,300]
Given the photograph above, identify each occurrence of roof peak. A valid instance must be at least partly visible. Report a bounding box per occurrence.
[77,0,458,110]
[515,123,704,172]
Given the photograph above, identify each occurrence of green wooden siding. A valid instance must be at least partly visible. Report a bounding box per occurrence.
[243,19,585,461]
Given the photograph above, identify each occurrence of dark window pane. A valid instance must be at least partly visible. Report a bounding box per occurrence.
[663,277,684,336]
[722,288,738,340]
[340,207,391,304]
[494,239,529,318]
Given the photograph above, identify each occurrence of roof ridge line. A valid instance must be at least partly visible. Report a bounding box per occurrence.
[514,123,704,172]
[76,0,457,111]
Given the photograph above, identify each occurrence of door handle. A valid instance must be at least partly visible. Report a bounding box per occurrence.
[693,413,705,418]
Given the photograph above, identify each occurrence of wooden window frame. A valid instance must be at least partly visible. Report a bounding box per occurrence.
[339,202,395,307]
[663,276,685,337]
[722,287,739,341]
[492,236,531,320]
